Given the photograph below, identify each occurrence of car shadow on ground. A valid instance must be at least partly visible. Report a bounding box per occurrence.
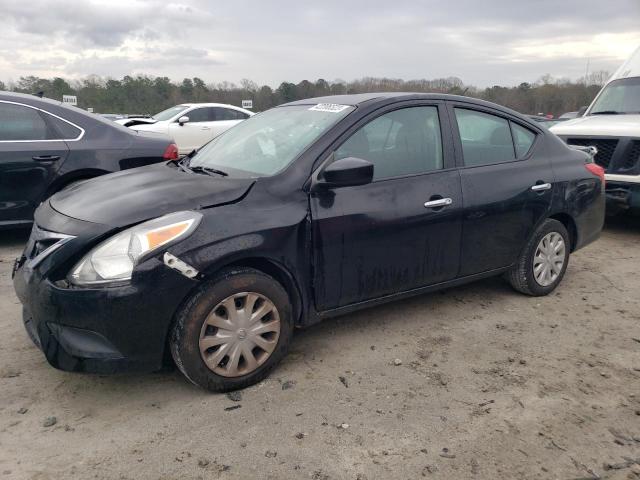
[48,275,514,398]
[604,213,640,234]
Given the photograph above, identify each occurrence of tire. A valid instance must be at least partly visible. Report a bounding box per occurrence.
[506,219,570,296]
[170,267,293,392]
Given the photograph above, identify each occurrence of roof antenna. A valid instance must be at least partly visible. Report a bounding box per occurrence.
[33,91,44,98]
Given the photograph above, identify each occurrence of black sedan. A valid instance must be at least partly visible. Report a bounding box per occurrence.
[13,93,605,392]
[0,92,178,229]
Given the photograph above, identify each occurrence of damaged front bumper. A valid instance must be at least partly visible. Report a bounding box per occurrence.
[12,214,199,374]
[605,180,640,215]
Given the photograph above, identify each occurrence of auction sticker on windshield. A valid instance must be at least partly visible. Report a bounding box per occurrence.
[309,104,350,113]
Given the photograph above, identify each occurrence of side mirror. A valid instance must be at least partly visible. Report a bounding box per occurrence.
[178,116,190,126]
[577,106,588,117]
[317,157,374,189]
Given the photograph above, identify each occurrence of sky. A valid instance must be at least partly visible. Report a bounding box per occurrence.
[1,0,639,88]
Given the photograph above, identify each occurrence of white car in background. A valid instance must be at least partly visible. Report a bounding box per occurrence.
[117,103,254,154]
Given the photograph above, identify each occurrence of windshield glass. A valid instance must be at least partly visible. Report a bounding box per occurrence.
[153,105,189,121]
[189,104,354,176]
[590,77,640,114]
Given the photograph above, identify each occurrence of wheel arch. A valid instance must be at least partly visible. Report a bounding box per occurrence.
[202,256,305,327]
[548,212,578,252]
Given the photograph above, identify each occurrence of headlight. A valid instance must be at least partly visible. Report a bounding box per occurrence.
[69,211,202,286]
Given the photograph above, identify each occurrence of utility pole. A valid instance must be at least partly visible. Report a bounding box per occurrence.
[584,58,590,85]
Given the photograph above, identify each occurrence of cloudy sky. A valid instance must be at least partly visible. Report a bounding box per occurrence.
[1,0,639,87]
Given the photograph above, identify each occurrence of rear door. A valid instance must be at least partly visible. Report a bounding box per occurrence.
[0,101,72,226]
[448,103,553,275]
[311,102,463,310]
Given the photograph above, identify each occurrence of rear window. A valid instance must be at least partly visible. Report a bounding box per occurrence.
[455,108,515,166]
[0,102,49,141]
[214,108,249,121]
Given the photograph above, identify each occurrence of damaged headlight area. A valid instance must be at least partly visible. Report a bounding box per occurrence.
[69,211,202,286]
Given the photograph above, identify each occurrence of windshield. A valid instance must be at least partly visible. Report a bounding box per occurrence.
[153,105,189,121]
[189,104,354,177]
[590,77,640,114]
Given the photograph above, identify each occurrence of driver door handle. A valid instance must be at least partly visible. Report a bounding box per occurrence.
[424,198,453,208]
[32,155,61,161]
[531,182,552,191]
[201,126,211,130]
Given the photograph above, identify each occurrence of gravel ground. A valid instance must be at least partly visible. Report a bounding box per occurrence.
[0,217,639,480]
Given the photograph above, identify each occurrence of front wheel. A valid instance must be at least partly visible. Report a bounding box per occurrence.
[506,219,570,296]
[170,268,293,392]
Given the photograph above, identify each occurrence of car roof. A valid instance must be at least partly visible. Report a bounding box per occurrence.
[282,92,537,126]
[0,90,67,108]
[180,103,248,109]
[282,92,514,110]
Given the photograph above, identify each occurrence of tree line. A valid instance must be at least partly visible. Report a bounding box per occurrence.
[0,71,610,117]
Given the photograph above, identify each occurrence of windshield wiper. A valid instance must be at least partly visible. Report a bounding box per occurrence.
[190,165,228,177]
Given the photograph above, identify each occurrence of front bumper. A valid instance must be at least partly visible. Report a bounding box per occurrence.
[605,181,640,215]
[13,219,198,374]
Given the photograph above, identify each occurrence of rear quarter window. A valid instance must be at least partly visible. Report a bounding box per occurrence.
[511,122,536,157]
[44,113,82,139]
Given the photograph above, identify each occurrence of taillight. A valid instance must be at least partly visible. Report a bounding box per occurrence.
[163,143,179,160]
[585,163,605,186]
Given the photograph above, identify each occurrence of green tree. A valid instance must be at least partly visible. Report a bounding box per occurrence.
[276,82,298,102]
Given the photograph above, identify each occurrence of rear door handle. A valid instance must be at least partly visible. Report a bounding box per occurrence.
[531,182,552,191]
[424,198,453,208]
[32,155,61,161]
[201,126,211,130]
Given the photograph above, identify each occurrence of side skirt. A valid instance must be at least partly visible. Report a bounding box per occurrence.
[305,266,511,325]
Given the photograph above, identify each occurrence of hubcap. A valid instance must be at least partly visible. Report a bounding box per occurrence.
[199,292,281,377]
[533,232,566,287]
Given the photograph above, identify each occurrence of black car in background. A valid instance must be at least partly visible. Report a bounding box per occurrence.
[0,92,178,229]
[13,93,605,392]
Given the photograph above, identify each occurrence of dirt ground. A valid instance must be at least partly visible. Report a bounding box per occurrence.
[0,217,639,480]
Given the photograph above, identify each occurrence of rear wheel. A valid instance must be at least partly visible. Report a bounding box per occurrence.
[170,268,293,392]
[506,219,570,296]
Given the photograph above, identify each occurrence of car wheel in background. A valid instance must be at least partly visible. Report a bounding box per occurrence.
[170,267,293,392]
[506,219,570,296]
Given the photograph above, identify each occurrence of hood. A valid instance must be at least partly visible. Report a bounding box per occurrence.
[49,163,254,227]
[550,114,640,137]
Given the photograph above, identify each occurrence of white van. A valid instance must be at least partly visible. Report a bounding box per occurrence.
[551,47,640,215]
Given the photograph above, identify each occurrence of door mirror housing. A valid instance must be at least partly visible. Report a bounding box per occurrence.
[178,116,190,126]
[577,106,588,117]
[317,157,374,189]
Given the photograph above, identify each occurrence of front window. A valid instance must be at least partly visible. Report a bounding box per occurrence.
[153,105,189,121]
[590,77,640,114]
[189,104,354,177]
[334,106,443,180]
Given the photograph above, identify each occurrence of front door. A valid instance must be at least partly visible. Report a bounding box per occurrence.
[311,104,463,310]
[0,101,69,226]
[169,107,216,154]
